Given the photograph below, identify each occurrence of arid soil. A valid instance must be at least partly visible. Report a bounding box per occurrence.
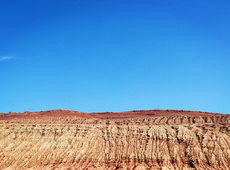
[0,109,230,170]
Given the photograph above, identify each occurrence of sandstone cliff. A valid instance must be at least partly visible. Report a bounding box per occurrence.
[0,109,229,169]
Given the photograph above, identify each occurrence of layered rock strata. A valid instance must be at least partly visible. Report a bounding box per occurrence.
[0,110,229,169]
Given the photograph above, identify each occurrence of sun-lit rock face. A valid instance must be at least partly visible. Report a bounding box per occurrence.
[0,109,230,169]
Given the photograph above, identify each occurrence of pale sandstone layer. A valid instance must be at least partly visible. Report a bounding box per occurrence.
[0,109,230,170]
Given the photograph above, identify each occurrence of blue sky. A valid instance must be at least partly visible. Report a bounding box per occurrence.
[0,0,230,114]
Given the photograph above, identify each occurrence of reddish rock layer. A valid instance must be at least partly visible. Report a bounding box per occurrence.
[0,109,229,170]
[89,110,217,119]
[0,109,92,119]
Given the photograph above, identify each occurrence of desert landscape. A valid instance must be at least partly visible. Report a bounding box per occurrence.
[0,109,230,170]
[1,0,229,169]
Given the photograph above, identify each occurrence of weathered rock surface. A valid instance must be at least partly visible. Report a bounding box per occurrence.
[0,109,230,169]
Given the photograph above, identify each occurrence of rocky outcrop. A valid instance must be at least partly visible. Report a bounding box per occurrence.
[0,110,230,169]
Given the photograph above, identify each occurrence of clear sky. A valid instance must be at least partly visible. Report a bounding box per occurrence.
[0,0,230,114]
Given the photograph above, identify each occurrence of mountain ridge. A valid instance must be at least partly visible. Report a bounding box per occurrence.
[0,109,226,118]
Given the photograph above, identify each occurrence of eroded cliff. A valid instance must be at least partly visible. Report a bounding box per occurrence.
[0,109,230,169]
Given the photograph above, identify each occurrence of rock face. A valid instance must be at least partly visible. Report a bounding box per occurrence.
[0,109,230,169]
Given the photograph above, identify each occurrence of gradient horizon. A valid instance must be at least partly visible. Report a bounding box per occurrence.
[0,1,230,114]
